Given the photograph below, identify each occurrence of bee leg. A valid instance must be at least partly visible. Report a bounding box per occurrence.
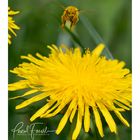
[61,22,66,29]
[73,16,78,25]
[70,17,76,30]
[61,16,66,29]
[70,16,78,30]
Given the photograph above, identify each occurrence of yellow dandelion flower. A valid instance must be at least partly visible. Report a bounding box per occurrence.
[8,7,20,45]
[9,44,131,139]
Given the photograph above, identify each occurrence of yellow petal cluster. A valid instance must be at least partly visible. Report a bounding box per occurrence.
[9,44,131,139]
[8,7,20,45]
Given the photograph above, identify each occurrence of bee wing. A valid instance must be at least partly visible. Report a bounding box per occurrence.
[79,9,96,15]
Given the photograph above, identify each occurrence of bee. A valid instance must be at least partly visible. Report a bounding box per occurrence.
[61,6,80,30]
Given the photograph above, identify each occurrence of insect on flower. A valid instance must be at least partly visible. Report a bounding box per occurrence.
[61,6,80,30]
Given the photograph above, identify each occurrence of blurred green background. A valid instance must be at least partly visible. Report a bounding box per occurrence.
[9,0,131,140]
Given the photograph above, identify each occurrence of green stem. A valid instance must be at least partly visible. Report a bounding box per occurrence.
[115,131,120,140]
[64,26,85,53]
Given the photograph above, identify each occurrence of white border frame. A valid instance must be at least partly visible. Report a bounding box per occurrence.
[132,0,140,140]
[0,0,8,140]
[0,0,140,140]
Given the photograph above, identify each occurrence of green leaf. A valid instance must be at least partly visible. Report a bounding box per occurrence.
[80,16,114,59]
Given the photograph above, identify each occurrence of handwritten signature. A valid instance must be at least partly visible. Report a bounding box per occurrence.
[11,122,55,140]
